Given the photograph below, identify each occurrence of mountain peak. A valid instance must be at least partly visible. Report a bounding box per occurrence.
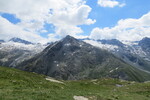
[139,37,150,45]
[139,37,150,51]
[0,40,5,43]
[61,35,79,44]
[63,35,76,40]
[9,37,33,45]
[141,37,150,41]
[65,35,73,38]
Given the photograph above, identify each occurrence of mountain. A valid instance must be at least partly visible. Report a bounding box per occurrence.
[83,38,150,73]
[9,37,33,45]
[17,35,150,82]
[0,39,46,67]
[139,37,150,56]
[139,37,150,48]
[0,40,5,44]
[0,36,150,82]
[97,39,124,47]
[0,40,5,42]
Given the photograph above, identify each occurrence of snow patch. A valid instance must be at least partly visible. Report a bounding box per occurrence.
[56,64,59,67]
[64,43,71,46]
[0,58,8,62]
[79,44,82,47]
[54,61,58,63]
[109,70,114,73]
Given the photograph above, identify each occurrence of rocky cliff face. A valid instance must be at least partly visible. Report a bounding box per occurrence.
[139,37,150,56]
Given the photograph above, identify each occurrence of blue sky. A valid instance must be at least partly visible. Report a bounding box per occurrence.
[0,0,150,43]
[1,13,21,24]
[82,0,150,35]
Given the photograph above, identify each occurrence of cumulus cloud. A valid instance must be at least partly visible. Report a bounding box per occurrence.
[47,4,96,37]
[0,16,47,43]
[0,0,95,42]
[97,0,125,8]
[90,12,150,41]
[90,27,114,40]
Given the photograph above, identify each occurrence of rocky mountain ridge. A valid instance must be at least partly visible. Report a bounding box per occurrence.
[15,35,150,82]
[9,37,33,45]
[82,37,150,72]
[0,38,46,67]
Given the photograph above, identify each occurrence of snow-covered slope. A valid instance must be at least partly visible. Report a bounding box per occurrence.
[0,40,46,67]
[83,38,150,61]
[0,41,44,52]
[83,38,150,72]
[83,39,119,51]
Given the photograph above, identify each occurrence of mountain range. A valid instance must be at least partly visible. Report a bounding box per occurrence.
[0,36,150,82]
[83,37,150,72]
[0,38,45,67]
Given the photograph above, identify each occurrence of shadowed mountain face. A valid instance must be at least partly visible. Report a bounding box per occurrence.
[0,40,5,43]
[139,37,150,55]
[17,35,150,82]
[9,37,33,45]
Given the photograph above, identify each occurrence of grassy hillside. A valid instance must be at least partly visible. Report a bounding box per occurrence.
[0,66,150,100]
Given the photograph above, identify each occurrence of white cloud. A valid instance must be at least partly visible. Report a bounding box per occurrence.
[47,34,59,42]
[90,12,150,41]
[55,24,83,37]
[0,16,47,43]
[97,0,125,8]
[0,0,95,42]
[90,27,114,40]
[47,4,96,37]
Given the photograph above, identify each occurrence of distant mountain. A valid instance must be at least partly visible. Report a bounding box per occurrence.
[83,38,150,72]
[139,37,150,55]
[80,38,124,47]
[139,37,150,47]
[9,37,33,45]
[0,40,5,43]
[17,35,150,82]
[97,39,124,47]
[0,39,46,67]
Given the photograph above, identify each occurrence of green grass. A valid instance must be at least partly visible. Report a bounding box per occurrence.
[0,66,150,100]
